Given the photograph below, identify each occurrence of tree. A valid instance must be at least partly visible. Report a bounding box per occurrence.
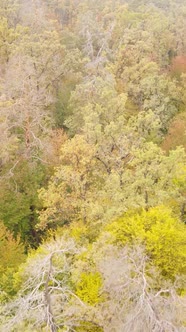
[0,0,21,27]
[122,143,186,210]
[0,222,25,299]
[38,135,98,229]
[98,245,185,332]
[106,205,186,279]
[38,137,186,230]
[0,17,23,64]
[0,236,82,332]
[0,160,47,249]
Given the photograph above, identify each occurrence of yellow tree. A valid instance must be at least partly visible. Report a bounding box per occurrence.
[0,222,25,298]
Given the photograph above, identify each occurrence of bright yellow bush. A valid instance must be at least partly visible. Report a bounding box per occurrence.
[107,206,186,279]
[76,272,103,305]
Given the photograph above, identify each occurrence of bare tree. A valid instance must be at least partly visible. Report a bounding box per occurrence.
[0,237,85,332]
[98,245,185,332]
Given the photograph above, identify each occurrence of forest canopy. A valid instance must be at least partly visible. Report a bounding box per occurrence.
[0,0,186,331]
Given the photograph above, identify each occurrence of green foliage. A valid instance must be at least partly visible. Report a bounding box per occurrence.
[0,160,47,249]
[0,17,20,62]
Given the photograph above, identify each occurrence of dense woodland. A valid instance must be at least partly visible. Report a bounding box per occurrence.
[0,0,186,331]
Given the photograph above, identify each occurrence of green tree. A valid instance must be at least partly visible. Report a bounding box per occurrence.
[0,160,47,249]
